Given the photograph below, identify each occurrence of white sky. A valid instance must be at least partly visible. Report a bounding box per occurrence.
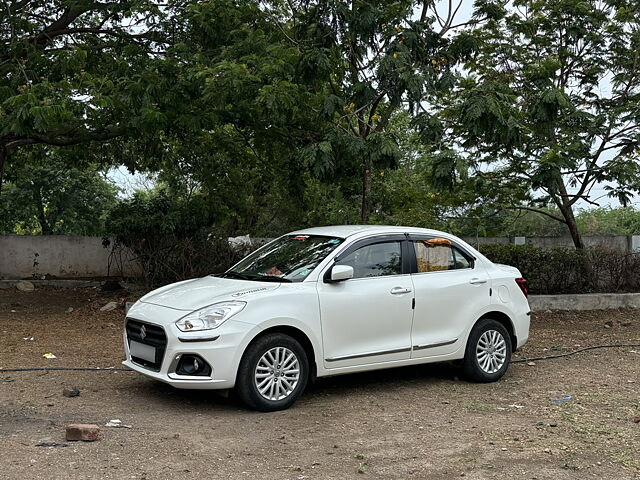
[108,166,156,197]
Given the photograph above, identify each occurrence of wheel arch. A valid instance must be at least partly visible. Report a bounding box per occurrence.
[244,325,318,382]
[475,311,517,352]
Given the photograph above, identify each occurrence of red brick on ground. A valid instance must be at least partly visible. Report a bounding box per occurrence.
[65,424,100,441]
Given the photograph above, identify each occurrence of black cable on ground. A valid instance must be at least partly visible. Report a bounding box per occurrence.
[0,344,638,373]
[511,343,640,363]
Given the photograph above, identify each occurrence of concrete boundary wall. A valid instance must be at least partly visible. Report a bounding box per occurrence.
[462,235,640,253]
[0,235,140,280]
[1,234,640,280]
[529,293,640,311]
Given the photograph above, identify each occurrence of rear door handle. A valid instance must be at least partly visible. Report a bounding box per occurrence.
[469,278,487,285]
[390,287,412,295]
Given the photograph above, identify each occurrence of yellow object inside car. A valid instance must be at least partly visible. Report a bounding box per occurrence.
[415,238,453,272]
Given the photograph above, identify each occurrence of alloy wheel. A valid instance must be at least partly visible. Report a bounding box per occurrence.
[254,347,301,401]
[476,330,507,374]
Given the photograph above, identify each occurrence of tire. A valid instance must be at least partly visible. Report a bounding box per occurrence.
[462,319,512,382]
[235,333,309,412]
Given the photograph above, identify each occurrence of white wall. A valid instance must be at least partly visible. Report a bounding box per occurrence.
[0,235,140,280]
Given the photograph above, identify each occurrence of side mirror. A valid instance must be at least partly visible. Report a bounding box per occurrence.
[329,264,354,282]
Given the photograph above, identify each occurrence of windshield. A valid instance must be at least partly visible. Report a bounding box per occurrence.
[224,235,344,283]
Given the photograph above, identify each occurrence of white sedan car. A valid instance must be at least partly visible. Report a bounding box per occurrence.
[124,225,530,411]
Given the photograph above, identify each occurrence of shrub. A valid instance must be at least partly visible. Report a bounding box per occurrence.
[479,244,640,294]
[104,189,255,287]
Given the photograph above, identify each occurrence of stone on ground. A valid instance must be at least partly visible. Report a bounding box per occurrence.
[99,301,118,312]
[16,280,35,292]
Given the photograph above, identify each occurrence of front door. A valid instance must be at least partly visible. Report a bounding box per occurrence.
[317,238,414,369]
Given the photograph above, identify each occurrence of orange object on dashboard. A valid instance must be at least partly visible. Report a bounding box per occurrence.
[424,238,452,247]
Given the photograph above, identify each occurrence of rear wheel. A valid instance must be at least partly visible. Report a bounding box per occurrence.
[235,333,309,411]
[462,319,512,382]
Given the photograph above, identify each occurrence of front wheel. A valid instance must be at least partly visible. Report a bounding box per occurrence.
[462,319,512,382]
[235,333,309,412]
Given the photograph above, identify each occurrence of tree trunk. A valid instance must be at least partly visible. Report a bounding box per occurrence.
[33,185,52,234]
[552,170,585,249]
[360,164,372,223]
[557,195,590,292]
[558,202,584,249]
[0,143,6,195]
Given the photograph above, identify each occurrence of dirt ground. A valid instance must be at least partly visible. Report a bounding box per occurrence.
[1,287,639,480]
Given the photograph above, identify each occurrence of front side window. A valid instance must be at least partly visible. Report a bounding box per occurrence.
[413,238,473,273]
[337,241,402,279]
[226,235,344,282]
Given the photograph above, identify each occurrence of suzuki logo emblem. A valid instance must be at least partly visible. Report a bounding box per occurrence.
[140,324,147,340]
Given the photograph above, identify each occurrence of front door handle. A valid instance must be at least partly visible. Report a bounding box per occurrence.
[390,286,412,295]
[469,278,487,285]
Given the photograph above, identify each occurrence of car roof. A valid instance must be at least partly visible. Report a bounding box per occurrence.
[288,225,452,239]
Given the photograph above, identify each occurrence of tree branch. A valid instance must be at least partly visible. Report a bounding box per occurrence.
[4,127,126,150]
[38,27,159,41]
[502,205,567,223]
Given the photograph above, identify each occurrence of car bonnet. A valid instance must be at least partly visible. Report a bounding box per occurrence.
[139,276,282,311]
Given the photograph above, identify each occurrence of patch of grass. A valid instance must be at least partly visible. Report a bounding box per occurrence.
[549,345,566,352]
[607,449,640,471]
[354,454,368,474]
[579,424,615,436]
[467,401,493,413]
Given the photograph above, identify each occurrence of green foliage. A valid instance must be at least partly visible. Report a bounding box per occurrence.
[104,187,250,286]
[256,0,487,221]
[301,176,361,227]
[576,208,640,235]
[480,244,640,294]
[4,0,640,257]
[105,188,216,242]
[465,207,640,237]
[439,0,640,248]
[0,147,118,235]
[1,1,181,170]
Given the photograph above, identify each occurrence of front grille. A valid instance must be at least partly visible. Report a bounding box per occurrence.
[126,318,167,371]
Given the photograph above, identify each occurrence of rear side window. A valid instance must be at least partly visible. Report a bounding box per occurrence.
[337,241,402,278]
[413,239,473,273]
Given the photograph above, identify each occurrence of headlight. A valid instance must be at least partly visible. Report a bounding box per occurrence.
[175,301,246,332]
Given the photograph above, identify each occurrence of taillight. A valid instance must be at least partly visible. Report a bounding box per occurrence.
[515,278,529,298]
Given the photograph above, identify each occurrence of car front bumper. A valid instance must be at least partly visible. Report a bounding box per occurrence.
[122,302,259,390]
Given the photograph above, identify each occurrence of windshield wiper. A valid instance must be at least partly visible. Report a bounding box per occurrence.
[215,271,292,283]
[215,271,254,280]
[255,275,292,283]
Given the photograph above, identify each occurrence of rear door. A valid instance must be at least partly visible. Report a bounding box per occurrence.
[408,235,491,358]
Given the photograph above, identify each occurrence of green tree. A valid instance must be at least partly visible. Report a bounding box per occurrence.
[0,0,186,188]
[441,0,640,248]
[0,146,118,234]
[269,0,495,222]
[576,207,640,235]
